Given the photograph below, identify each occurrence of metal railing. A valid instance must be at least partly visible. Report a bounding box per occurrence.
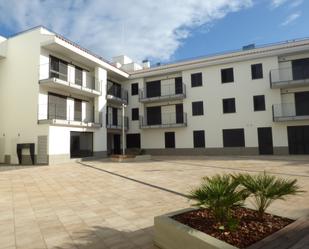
[140,112,187,128]
[106,81,128,104]
[39,63,102,92]
[106,113,129,130]
[139,83,186,101]
[270,66,309,87]
[38,104,101,125]
[272,103,309,121]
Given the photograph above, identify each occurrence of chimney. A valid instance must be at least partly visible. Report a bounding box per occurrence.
[142,59,150,69]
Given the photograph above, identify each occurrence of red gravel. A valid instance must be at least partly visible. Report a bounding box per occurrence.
[172,207,293,248]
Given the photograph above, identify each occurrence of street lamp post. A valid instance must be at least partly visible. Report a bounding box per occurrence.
[122,103,126,156]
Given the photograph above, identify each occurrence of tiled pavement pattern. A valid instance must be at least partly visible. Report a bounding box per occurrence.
[0,156,309,249]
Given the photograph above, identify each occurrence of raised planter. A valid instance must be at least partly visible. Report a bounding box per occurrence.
[110,154,151,162]
[154,208,302,249]
[154,208,237,249]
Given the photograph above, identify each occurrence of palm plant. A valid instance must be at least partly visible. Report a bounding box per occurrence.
[189,174,250,222]
[234,172,303,219]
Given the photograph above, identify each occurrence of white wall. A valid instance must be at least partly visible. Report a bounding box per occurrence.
[125,56,304,150]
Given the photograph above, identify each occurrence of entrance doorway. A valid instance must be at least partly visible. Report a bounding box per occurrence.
[257,127,273,155]
[113,134,121,154]
[70,132,93,158]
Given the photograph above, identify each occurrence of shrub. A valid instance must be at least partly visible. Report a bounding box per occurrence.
[234,172,303,219]
[189,174,249,223]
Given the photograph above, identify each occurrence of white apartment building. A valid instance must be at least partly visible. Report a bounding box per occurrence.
[0,26,309,165]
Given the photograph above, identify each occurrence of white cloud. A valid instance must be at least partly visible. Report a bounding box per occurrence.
[271,0,288,8]
[281,12,301,26]
[0,0,253,62]
[271,0,303,8]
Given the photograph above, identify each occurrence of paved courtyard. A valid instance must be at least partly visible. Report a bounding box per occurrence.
[0,156,309,249]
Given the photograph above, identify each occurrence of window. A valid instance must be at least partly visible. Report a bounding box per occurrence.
[192,101,204,116]
[131,83,138,96]
[251,63,263,79]
[131,108,139,121]
[253,95,266,111]
[193,130,205,148]
[191,72,203,87]
[221,68,234,83]
[165,132,175,148]
[126,134,141,148]
[223,129,245,147]
[222,98,236,113]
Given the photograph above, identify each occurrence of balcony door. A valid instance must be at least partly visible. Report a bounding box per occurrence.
[50,56,68,81]
[292,58,309,80]
[146,80,161,98]
[175,104,184,124]
[75,66,83,86]
[48,93,67,120]
[295,91,309,116]
[147,106,161,125]
[175,77,183,94]
[74,99,82,121]
[112,107,118,126]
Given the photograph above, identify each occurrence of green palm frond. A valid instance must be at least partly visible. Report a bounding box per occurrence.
[233,172,304,218]
[189,175,250,222]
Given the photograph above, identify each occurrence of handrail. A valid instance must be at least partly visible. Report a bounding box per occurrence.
[140,112,187,127]
[39,63,102,92]
[139,83,186,100]
[37,103,100,124]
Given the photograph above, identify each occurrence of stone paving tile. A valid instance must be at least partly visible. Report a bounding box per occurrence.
[0,156,308,249]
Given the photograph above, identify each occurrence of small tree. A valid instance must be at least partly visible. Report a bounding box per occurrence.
[189,175,249,224]
[235,172,303,219]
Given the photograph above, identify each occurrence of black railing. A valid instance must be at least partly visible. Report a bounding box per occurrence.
[139,83,186,101]
[106,113,129,130]
[140,112,187,128]
[106,82,128,104]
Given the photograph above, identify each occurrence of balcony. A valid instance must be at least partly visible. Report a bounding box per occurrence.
[270,66,309,89]
[38,104,101,128]
[106,113,129,130]
[39,62,102,97]
[106,82,128,105]
[272,103,309,121]
[139,83,186,103]
[140,112,187,128]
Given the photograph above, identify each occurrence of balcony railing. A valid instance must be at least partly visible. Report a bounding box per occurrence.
[272,103,309,121]
[38,104,101,128]
[270,66,309,88]
[106,113,129,130]
[139,83,186,103]
[106,82,128,104]
[140,112,187,128]
[39,63,102,94]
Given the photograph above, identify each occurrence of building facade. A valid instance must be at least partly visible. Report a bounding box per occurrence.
[0,26,309,164]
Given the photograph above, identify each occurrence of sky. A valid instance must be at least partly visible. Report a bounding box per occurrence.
[0,0,308,64]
